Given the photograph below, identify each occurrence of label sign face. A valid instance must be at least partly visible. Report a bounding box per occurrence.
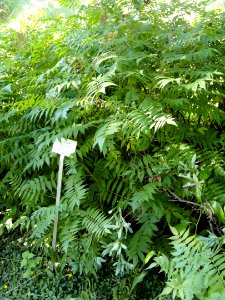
[52,138,77,157]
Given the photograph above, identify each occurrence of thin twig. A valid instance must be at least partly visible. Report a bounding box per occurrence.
[159,187,224,236]
[159,187,206,209]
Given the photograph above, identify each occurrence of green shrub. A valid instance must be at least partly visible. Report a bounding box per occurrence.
[1,0,225,299]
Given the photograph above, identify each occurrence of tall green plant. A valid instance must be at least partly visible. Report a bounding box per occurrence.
[1,0,225,298]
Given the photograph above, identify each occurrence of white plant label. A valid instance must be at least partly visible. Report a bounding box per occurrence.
[52,138,77,157]
[50,138,77,271]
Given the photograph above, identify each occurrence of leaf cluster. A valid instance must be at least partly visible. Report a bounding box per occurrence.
[1,0,225,298]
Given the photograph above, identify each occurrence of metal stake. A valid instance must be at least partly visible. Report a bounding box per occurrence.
[50,154,64,271]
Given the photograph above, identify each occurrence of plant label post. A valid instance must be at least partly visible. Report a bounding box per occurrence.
[51,138,77,271]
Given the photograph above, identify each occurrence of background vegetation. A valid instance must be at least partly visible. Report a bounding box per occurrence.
[1,0,225,299]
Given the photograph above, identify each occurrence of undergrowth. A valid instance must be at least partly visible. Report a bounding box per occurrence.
[0,234,167,300]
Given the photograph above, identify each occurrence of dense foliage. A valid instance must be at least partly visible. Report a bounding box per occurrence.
[1,0,225,298]
[0,235,166,299]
